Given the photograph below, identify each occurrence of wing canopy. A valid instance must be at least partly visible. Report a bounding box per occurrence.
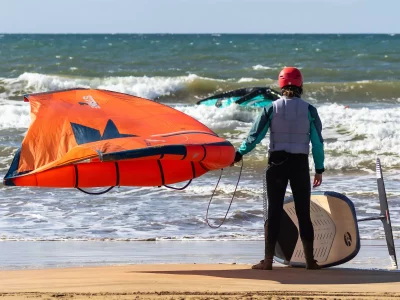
[4,89,235,187]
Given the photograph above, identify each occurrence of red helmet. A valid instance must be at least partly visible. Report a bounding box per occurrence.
[278,67,303,88]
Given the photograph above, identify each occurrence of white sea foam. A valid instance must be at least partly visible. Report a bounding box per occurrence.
[1,87,400,172]
[252,65,274,70]
[238,77,259,83]
[1,72,204,100]
[319,104,400,169]
[175,103,257,130]
[0,99,30,129]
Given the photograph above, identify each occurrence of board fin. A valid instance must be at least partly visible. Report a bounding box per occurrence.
[376,157,398,269]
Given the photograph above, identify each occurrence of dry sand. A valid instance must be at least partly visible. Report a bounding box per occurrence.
[1,263,400,299]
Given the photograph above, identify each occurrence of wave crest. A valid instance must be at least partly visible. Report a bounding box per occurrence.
[2,73,400,104]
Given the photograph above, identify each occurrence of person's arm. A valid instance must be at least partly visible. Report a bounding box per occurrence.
[238,105,273,156]
[308,105,325,174]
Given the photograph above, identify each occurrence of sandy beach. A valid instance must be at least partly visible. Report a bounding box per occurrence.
[1,263,400,299]
[0,240,399,299]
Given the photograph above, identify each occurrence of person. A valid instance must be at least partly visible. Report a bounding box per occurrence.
[232,67,324,270]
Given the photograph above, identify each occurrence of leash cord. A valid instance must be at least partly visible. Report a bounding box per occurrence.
[205,160,244,228]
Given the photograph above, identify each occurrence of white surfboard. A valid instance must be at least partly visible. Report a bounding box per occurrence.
[272,191,360,268]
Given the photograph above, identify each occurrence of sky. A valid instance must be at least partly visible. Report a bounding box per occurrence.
[1,0,400,34]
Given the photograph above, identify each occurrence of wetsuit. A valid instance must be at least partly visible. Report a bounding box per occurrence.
[237,96,324,251]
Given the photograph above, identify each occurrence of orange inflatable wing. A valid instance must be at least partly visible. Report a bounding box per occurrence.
[4,89,235,188]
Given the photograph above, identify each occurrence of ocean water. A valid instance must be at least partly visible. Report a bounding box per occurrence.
[0,34,399,247]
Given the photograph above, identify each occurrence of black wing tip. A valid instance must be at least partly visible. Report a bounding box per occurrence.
[376,157,398,269]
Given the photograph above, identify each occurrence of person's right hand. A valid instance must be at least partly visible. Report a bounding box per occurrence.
[313,173,322,188]
[231,151,243,166]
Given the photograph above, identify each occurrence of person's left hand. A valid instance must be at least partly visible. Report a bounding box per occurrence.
[313,173,322,188]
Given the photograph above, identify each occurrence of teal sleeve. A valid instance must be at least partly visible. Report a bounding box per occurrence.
[238,106,273,155]
[308,106,325,173]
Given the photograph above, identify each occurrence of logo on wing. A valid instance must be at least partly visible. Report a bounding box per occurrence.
[78,95,101,109]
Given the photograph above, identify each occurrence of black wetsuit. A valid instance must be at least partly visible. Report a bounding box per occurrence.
[266,151,314,248]
[236,96,325,256]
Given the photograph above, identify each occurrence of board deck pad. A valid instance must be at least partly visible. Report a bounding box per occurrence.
[272,191,360,268]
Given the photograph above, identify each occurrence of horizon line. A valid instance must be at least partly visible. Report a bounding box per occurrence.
[0,32,398,35]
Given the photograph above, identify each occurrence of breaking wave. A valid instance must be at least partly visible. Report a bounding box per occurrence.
[1,72,400,104]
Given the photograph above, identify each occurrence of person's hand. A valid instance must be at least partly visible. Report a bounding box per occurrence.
[313,173,322,188]
[231,151,243,166]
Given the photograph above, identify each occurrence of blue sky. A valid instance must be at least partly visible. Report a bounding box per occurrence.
[1,0,399,34]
